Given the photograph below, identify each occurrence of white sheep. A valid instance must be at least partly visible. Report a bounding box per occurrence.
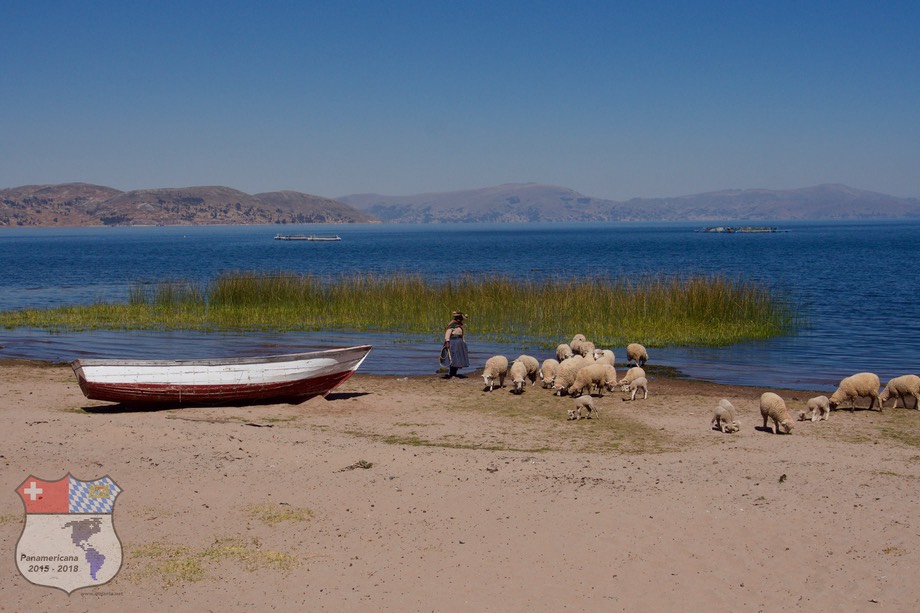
[556,344,574,362]
[539,358,560,389]
[879,374,920,410]
[514,354,540,386]
[601,364,618,392]
[760,392,794,434]
[481,355,509,392]
[575,340,596,358]
[711,398,740,433]
[624,376,648,401]
[828,372,882,412]
[570,334,587,356]
[571,395,598,419]
[798,396,830,422]
[592,349,616,367]
[626,343,648,367]
[567,363,615,397]
[509,360,529,394]
[616,366,646,390]
[552,355,588,396]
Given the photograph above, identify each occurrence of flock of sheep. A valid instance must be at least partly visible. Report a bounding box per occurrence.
[479,334,650,420]
[476,334,920,432]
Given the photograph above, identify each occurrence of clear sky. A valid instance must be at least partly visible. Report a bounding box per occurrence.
[2,1,918,200]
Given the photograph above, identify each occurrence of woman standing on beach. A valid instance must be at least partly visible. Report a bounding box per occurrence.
[441,311,470,378]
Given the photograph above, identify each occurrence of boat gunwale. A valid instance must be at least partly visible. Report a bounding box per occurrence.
[70,344,372,369]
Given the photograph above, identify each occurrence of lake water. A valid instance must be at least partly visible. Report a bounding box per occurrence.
[1,221,917,392]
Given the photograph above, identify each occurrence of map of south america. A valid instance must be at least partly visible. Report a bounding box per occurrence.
[63,517,106,580]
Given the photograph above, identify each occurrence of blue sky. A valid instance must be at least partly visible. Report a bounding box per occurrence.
[2,1,918,200]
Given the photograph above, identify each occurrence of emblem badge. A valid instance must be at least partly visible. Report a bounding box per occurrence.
[15,474,123,594]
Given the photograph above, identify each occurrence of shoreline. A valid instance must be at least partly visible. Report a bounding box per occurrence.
[2,361,918,610]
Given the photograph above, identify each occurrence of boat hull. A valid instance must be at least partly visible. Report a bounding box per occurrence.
[70,345,372,405]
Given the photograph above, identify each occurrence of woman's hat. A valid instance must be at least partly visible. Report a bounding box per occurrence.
[451,311,467,319]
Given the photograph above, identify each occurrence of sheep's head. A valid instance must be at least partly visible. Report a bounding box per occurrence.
[780,419,795,434]
[722,421,740,433]
[567,408,577,420]
[797,410,809,421]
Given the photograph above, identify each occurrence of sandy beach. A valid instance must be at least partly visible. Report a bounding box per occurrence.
[2,360,920,612]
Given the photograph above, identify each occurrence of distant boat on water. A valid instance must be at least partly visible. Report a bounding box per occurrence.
[274,233,342,241]
[698,226,780,234]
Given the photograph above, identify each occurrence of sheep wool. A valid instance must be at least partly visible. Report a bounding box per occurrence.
[509,360,529,394]
[626,343,648,367]
[556,344,574,363]
[572,395,598,419]
[829,372,882,412]
[760,392,795,434]
[711,399,740,433]
[624,376,648,401]
[593,349,616,367]
[879,374,920,410]
[568,363,615,397]
[801,396,830,421]
[539,358,560,389]
[617,366,646,390]
[514,355,540,386]
[552,355,588,396]
[481,356,509,392]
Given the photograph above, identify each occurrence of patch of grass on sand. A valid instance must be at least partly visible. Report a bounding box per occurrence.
[0,514,22,525]
[878,410,920,449]
[246,503,313,526]
[130,537,297,587]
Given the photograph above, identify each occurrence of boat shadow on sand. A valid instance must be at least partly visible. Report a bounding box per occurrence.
[78,391,371,413]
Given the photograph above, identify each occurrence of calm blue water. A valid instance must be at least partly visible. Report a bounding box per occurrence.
[1,221,918,391]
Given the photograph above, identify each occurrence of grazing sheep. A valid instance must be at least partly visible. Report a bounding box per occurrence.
[829,372,882,412]
[481,356,509,391]
[575,340,596,358]
[570,334,588,356]
[798,396,830,422]
[711,399,740,433]
[571,394,598,419]
[509,360,529,394]
[601,364,619,392]
[514,354,540,386]
[568,363,615,397]
[624,376,648,401]
[552,355,588,396]
[539,358,560,389]
[879,374,920,410]
[556,344,574,362]
[593,349,616,367]
[616,366,646,390]
[760,392,795,434]
[626,343,648,367]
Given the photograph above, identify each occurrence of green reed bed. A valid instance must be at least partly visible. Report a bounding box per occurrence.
[0,272,797,347]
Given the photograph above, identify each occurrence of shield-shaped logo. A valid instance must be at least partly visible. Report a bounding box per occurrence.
[15,474,123,594]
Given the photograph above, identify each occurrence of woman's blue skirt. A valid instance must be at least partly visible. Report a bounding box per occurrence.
[441,337,470,368]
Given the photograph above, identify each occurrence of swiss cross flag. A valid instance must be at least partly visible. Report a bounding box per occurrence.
[17,476,69,513]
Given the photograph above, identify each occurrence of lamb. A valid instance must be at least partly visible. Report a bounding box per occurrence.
[567,363,615,397]
[552,355,588,396]
[539,358,560,389]
[828,372,882,412]
[760,392,795,434]
[592,349,616,367]
[481,355,509,392]
[797,395,830,422]
[569,395,598,420]
[616,366,646,390]
[626,343,648,367]
[711,399,740,433]
[878,374,920,410]
[514,354,540,386]
[509,360,529,394]
[555,344,574,362]
[624,376,648,401]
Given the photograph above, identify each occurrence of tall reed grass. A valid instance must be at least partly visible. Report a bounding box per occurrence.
[0,272,797,347]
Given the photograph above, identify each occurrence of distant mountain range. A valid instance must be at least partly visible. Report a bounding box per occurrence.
[2,182,918,227]
[0,183,378,227]
[339,183,920,223]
